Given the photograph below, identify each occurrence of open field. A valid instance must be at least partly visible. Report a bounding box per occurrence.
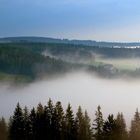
[91,58,140,70]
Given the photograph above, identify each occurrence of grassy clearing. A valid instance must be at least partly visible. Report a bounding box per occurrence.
[0,72,32,83]
[89,58,140,71]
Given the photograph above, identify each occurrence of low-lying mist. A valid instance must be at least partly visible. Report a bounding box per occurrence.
[0,72,140,126]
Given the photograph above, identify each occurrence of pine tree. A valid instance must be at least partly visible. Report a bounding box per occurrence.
[47,99,54,140]
[0,117,8,140]
[51,101,65,140]
[43,105,51,140]
[35,103,45,140]
[129,109,140,140]
[116,112,128,140]
[93,106,104,140]
[102,114,118,140]
[9,103,25,140]
[65,103,77,140]
[76,106,86,140]
[84,110,93,140]
[29,107,37,140]
[23,106,32,140]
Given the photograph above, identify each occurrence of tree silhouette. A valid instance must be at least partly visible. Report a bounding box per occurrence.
[129,109,140,140]
[116,112,128,140]
[102,114,118,140]
[84,110,93,140]
[0,117,8,140]
[9,103,25,140]
[65,103,77,140]
[93,105,104,140]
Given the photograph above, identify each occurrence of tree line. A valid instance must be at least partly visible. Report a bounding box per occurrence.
[1,99,140,140]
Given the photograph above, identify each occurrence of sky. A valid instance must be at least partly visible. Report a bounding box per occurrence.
[1,0,140,42]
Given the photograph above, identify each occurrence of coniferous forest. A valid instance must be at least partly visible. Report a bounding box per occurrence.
[1,99,140,140]
[2,0,140,139]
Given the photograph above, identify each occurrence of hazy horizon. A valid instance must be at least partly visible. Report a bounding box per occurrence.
[1,36,140,43]
[1,0,140,42]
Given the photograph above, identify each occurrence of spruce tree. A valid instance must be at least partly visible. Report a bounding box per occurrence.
[84,110,93,140]
[76,106,85,140]
[29,107,37,140]
[51,101,65,140]
[36,103,45,140]
[65,103,77,140]
[129,109,140,140]
[116,112,128,140]
[9,103,25,140]
[43,105,51,140]
[0,117,8,140]
[102,114,118,140]
[47,99,54,140]
[93,106,104,140]
[23,106,32,140]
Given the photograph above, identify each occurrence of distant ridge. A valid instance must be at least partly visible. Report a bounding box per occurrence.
[0,36,140,48]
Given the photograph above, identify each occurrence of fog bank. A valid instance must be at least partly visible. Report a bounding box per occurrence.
[0,72,140,126]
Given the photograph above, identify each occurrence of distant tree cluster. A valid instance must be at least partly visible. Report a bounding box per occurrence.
[1,99,140,140]
[2,43,140,81]
[0,46,75,80]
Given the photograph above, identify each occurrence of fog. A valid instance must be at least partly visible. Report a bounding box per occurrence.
[0,72,140,126]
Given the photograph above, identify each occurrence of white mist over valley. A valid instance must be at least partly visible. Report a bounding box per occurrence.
[1,72,140,126]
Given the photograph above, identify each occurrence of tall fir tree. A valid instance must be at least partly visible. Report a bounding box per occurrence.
[0,117,8,140]
[23,106,32,140]
[9,103,25,140]
[102,114,118,140]
[76,106,86,140]
[47,99,55,140]
[65,103,77,140]
[84,110,93,140]
[35,103,45,140]
[93,106,104,140]
[51,101,65,140]
[116,112,128,140]
[129,109,140,140]
[29,107,37,140]
[43,105,51,140]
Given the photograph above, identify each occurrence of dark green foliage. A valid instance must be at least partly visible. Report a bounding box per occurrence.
[102,114,118,140]
[76,106,85,140]
[23,106,32,140]
[2,42,140,81]
[84,111,93,140]
[116,113,128,140]
[93,106,104,140]
[29,108,37,140]
[52,101,65,140]
[0,117,8,140]
[76,106,93,140]
[9,103,25,140]
[0,44,78,81]
[65,104,77,140]
[2,99,140,140]
[129,109,140,140]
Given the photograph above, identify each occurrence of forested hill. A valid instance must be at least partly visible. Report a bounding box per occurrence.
[0,44,81,82]
[1,36,140,47]
[1,42,140,82]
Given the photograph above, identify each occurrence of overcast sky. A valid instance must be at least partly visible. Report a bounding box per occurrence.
[1,0,140,42]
